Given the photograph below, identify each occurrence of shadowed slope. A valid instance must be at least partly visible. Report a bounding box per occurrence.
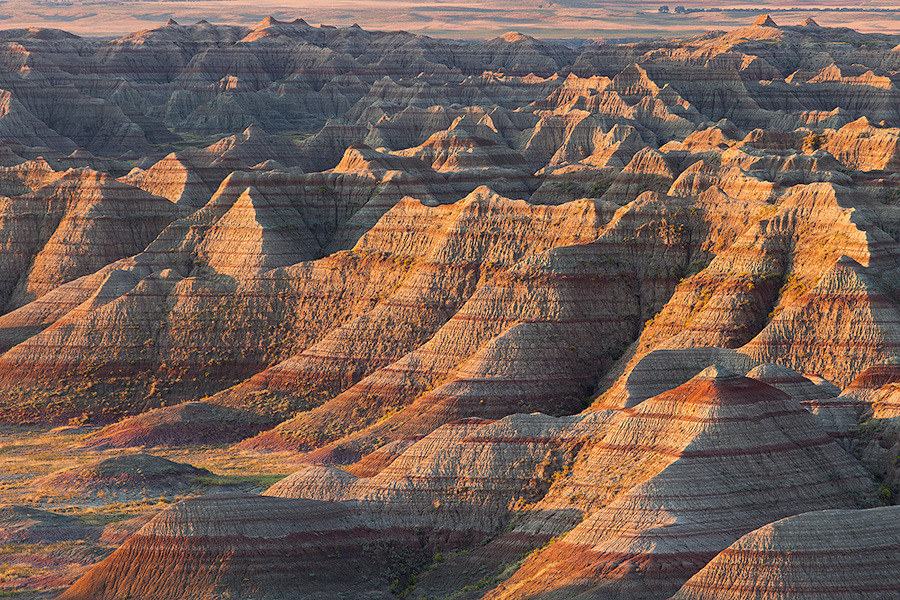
[58,494,427,600]
[670,505,900,600]
[484,366,875,600]
[83,401,270,449]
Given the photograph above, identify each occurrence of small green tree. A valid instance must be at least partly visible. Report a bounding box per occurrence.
[658,5,670,13]
[803,132,826,151]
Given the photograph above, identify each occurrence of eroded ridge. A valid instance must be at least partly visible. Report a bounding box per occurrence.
[0,13,898,600]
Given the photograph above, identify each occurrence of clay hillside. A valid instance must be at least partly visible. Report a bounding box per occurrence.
[0,13,900,600]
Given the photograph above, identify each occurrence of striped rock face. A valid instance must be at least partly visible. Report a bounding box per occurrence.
[61,366,881,599]
[2,16,900,435]
[264,414,598,532]
[670,505,900,600]
[57,494,428,600]
[3,14,900,599]
[481,367,875,600]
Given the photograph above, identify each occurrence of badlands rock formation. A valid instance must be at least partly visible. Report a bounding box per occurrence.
[35,453,212,498]
[58,494,429,600]
[83,401,270,449]
[0,12,897,600]
[65,367,878,599]
[670,505,900,600]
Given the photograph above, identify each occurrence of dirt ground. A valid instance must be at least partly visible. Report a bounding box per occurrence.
[0,425,306,597]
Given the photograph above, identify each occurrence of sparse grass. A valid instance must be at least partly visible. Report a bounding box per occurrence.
[588,177,611,198]
[0,562,49,584]
[165,132,228,151]
[0,427,305,513]
[447,558,526,599]
[0,425,312,596]
[195,473,288,488]
[283,131,314,145]
[0,541,83,556]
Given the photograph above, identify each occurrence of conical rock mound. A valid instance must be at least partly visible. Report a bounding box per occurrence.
[197,186,317,277]
[121,153,211,207]
[670,505,900,600]
[58,494,424,600]
[753,14,778,27]
[743,255,900,387]
[35,453,211,497]
[485,369,875,600]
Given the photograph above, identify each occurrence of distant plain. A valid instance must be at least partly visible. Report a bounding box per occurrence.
[5,0,900,39]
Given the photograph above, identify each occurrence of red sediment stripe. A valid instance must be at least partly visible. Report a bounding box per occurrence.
[753,340,900,350]
[625,408,811,422]
[587,437,835,459]
[847,365,900,390]
[718,546,900,559]
[445,418,497,426]
[543,543,719,570]
[427,376,601,387]
[800,400,860,408]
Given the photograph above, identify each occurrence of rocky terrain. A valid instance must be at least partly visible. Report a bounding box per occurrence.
[0,13,899,600]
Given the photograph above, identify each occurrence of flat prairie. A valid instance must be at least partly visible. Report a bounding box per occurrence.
[3,0,900,38]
